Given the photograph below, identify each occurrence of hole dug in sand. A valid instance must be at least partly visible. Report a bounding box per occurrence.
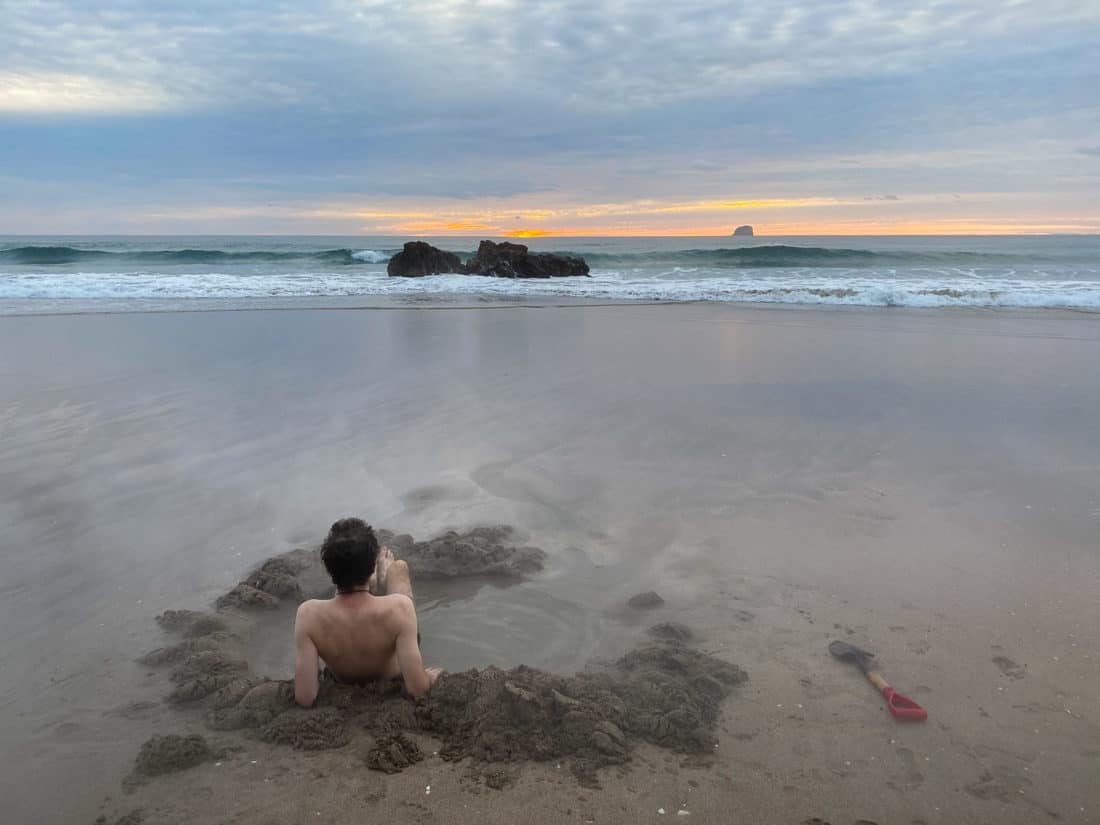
[134,525,748,790]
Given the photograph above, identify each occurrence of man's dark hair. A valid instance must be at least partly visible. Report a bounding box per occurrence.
[321,517,379,592]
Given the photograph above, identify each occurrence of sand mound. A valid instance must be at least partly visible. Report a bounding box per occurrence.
[139,635,229,666]
[207,680,293,730]
[260,708,351,750]
[165,649,250,704]
[216,583,280,610]
[419,642,744,785]
[378,525,546,578]
[647,621,693,642]
[216,555,309,610]
[627,591,664,609]
[155,610,227,638]
[94,810,144,825]
[132,734,214,777]
[365,734,425,773]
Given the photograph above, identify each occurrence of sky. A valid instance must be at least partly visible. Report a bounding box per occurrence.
[1,0,1099,236]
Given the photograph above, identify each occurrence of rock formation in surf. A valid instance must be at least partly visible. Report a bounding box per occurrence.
[387,240,589,278]
[463,240,589,279]
[386,241,464,277]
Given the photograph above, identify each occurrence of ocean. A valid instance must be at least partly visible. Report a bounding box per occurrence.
[2,234,1099,314]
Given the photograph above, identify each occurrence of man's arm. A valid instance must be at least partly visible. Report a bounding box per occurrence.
[293,603,320,707]
[392,596,440,698]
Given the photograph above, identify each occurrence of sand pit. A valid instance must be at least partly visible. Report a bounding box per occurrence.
[134,524,746,789]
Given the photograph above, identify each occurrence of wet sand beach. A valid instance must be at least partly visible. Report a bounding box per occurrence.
[1,303,1098,824]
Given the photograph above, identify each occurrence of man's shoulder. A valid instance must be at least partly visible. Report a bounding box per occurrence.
[295,597,329,624]
[376,593,416,619]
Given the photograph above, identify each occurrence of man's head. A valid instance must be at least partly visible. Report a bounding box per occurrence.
[321,517,380,592]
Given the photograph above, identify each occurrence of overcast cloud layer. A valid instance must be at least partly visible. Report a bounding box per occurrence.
[2,0,1099,234]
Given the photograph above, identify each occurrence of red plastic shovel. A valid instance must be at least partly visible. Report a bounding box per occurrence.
[829,640,927,721]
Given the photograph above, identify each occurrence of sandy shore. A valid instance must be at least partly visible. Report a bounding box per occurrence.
[1,303,1098,824]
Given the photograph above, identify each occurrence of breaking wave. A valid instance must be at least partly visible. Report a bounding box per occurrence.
[2,269,1098,310]
[0,246,395,266]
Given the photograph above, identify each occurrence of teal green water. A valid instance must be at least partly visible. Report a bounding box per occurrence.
[2,234,1099,310]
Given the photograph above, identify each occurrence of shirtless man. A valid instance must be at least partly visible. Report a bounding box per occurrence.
[293,517,441,707]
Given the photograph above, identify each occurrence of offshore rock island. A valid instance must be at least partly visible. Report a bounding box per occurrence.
[387,239,590,278]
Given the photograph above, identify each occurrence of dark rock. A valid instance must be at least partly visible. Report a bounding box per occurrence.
[387,241,464,277]
[464,240,589,279]
[732,225,754,236]
[626,591,665,610]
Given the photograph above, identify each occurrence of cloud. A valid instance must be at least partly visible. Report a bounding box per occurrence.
[1080,146,1100,157]
[0,72,177,114]
[4,0,1098,116]
[0,1,1098,230]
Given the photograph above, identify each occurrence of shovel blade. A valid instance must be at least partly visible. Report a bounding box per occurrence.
[884,687,928,721]
[828,640,875,673]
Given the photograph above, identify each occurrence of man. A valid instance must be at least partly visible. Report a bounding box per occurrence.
[293,517,441,706]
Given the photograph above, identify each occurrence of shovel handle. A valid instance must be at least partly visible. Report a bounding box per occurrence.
[867,671,890,691]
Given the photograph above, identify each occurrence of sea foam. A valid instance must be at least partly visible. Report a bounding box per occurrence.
[2,268,1099,310]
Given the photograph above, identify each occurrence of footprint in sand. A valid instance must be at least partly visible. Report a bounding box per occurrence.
[992,655,1026,680]
[798,677,828,700]
[964,769,1032,802]
[894,747,925,789]
[733,609,755,623]
[906,639,931,655]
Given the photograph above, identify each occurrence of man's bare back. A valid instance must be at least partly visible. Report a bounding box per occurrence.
[294,544,441,706]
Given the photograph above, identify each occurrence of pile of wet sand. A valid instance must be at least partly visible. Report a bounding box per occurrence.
[134,525,747,788]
